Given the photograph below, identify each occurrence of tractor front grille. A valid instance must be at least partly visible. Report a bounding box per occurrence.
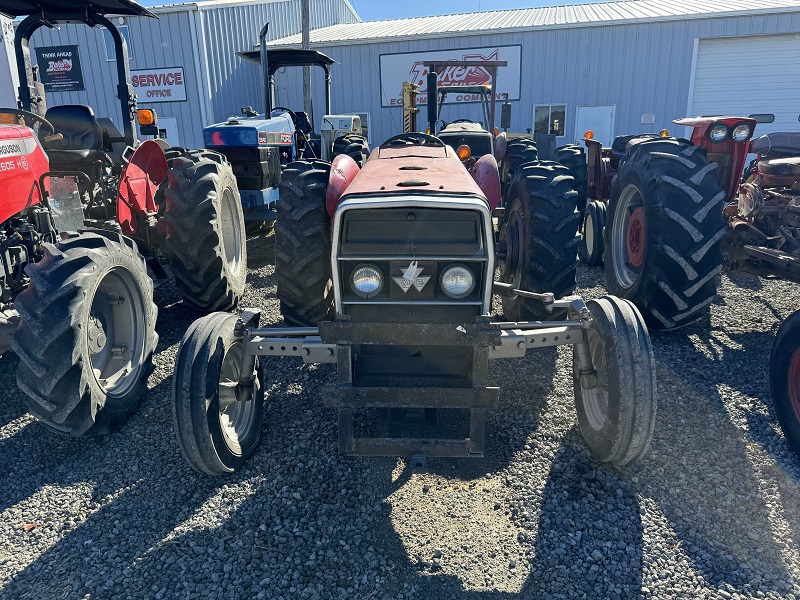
[214,146,281,190]
[334,205,492,323]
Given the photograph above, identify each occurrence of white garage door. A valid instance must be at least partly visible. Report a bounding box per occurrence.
[691,34,800,135]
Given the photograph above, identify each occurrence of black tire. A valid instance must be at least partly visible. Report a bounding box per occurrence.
[603,139,726,330]
[173,312,264,475]
[770,310,800,458]
[574,296,656,466]
[12,230,158,436]
[275,160,334,327]
[161,149,247,312]
[332,134,370,168]
[556,144,589,214]
[246,219,275,236]
[581,200,606,266]
[498,161,581,321]
[505,139,538,182]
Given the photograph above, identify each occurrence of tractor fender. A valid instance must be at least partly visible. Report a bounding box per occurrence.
[494,131,507,162]
[326,153,360,217]
[471,154,501,211]
[117,140,168,235]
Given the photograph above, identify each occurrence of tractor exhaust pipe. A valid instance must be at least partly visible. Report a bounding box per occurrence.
[259,23,271,116]
[427,71,438,135]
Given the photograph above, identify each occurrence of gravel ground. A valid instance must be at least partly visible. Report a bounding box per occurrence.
[1,232,799,600]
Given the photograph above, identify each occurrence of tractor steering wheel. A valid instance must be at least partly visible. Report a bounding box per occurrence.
[0,108,56,139]
[271,106,298,127]
[381,132,445,147]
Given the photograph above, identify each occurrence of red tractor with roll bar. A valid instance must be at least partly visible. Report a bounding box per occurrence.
[0,0,246,436]
[583,116,800,330]
[170,125,658,476]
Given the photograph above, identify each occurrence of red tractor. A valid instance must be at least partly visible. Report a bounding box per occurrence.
[170,132,657,476]
[584,116,800,330]
[0,0,246,436]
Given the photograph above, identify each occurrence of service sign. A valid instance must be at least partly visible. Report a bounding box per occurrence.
[379,45,521,108]
[131,67,186,102]
[36,45,85,93]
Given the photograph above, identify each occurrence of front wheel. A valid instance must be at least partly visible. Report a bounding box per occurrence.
[574,296,656,466]
[581,200,606,266]
[173,312,264,475]
[770,311,800,458]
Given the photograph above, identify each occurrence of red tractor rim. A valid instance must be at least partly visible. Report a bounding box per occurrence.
[626,206,646,268]
[789,348,800,422]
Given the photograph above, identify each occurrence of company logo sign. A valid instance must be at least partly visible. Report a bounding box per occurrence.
[46,58,72,73]
[36,45,84,92]
[380,45,521,108]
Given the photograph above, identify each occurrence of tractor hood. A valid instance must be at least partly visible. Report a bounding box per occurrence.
[340,144,487,202]
[203,113,293,149]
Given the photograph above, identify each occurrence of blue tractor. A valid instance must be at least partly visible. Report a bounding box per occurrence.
[203,32,369,234]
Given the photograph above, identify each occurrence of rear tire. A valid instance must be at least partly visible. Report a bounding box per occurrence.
[556,144,588,214]
[769,310,800,458]
[603,139,726,330]
[332,134,369,167]
[246,220,275,237]
[12,231,157,436]
[505,139,538,182]
[161,149,247,312]
[498,162,580,321]
[275,160,335,327]
[173,312,264,475]
[574,296,656,466]
[582,200,606,266]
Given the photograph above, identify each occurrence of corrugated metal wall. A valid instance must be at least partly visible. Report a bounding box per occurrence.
[24,0,359,148]
[274,9,800,146]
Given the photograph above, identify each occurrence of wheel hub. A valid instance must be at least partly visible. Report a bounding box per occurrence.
[87,314,107,355]
[626,206,646,268]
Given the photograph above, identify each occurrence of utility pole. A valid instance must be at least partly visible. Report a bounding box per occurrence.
[301,0,312,118]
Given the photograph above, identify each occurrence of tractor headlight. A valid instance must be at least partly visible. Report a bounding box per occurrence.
[440,265,475,299]
[350,264,383,298]
[708,123,729,143]
[732,123,751,143]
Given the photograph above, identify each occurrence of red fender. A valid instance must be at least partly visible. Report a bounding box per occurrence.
[117,140,168,235]
[326,154,360,217]
[494,131,508,162]
[471,154,501,210]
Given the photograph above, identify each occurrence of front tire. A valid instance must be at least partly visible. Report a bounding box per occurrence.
[498,162,581,321]
[12,231,158,436]
[275,160,334,327]
[173,312,264,475]
[582,200,606,266]
[604,139,726,329]
[574,296,656,466]
[770,311,800,458]
[161,149,247,312]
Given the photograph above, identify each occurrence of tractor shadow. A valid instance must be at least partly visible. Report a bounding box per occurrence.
[636,317,799,594]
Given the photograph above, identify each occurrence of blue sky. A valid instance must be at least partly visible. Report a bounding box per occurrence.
[139,1,599,20]
[348,0,596,21]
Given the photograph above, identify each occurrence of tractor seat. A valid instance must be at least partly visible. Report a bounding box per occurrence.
[751,132,800,158]
[42,105,103,171]
[757,156,800,177]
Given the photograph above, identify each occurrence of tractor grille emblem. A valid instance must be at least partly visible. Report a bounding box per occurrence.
[392,260,431,293]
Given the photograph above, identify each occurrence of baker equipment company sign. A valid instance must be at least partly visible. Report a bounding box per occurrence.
[379,45,521,108]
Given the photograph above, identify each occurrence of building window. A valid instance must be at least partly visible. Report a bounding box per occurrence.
[104,25,133,62]
[534,104,566,136]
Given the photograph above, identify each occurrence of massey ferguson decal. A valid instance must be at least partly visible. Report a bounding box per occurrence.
[36,45,85,93]
[380,45,521,107]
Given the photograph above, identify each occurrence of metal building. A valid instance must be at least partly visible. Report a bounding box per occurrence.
[268,0,800,147]
[17,0,359,148]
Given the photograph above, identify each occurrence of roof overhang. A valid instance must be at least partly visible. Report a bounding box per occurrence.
[0,0,155,18]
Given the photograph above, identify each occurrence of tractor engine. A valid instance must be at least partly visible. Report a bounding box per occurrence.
[0,214,50,305]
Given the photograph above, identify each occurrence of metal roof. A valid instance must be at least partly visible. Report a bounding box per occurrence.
[268,0,800,46]
[0,0,154,18]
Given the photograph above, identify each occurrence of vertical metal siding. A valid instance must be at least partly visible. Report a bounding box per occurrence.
[283,9,800,147]
[24,0,359,149]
